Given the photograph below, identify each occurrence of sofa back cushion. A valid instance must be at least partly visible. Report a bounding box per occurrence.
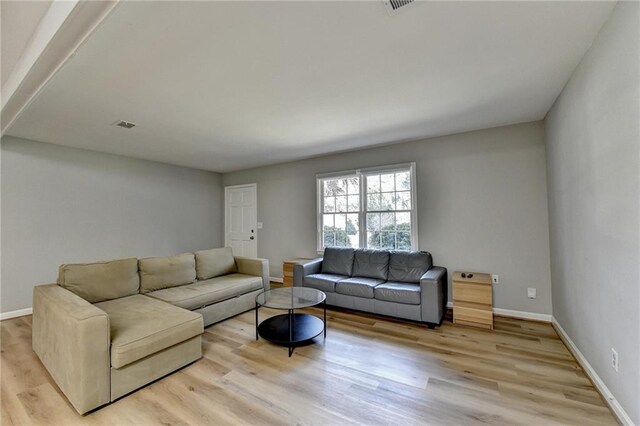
[321,247,355,276]
[57,258,140,303]
[138,253,196,293]
[194,247,237,280]
[388,251,433,283]
[352,249,390,280]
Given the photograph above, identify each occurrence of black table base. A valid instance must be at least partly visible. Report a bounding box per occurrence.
[256,303,326,357]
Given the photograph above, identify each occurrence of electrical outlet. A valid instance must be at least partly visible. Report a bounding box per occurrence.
[611,348,619,372]
[527,288,537,299]
[492,274,499,284]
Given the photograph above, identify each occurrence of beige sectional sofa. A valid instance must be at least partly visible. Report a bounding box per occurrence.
[32,247,269,414]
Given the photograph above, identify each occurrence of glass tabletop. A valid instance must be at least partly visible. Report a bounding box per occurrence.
[256,287,326,310]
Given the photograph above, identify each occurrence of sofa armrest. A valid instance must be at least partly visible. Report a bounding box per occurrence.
[235,256,270,291]
[293,258,323,287]
[32,284,110,414]
[419,266,448,325]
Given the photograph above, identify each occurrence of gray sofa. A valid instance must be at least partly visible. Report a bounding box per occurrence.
[294,247,447,327]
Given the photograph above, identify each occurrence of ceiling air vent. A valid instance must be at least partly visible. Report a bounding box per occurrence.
[383,0,415,15]
[112,120,136,129]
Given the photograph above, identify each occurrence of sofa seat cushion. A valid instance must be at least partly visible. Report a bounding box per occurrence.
[94,295,203,369]
[374,281,421,305]
[336,277,385,299]
[388,251,433,283]
[145,273,263,310]
[304,273,347,293]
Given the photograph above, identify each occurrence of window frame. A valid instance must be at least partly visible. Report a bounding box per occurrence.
[316,162,418,253]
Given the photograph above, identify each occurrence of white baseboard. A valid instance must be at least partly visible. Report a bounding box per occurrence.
[269,277,283,283]
[551,317,634,426]
[492,308,551,322]
[0,307,32,321]
[445,302,552,323]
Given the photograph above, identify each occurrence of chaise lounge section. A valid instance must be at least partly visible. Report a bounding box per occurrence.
[294,247,447,327]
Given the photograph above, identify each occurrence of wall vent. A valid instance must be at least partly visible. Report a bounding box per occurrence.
[112,120,136,129]
[383,0,415,15]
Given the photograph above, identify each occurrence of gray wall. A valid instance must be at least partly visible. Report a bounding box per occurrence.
[1,136,224,313]
[224,121,553,315]
[545,2,639,423]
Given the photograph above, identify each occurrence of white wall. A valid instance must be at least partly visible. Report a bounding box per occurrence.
[1,136,224,313]
[545,2,639,424]
[223,121,553,315]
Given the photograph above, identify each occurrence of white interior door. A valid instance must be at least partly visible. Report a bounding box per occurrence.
[225,184,257,258]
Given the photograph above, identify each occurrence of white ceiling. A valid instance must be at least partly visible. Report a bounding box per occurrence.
[1,0,52,87]
[5,1,615,173]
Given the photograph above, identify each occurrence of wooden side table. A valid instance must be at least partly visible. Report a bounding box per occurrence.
[282,259,311,287]
[452,271,493,330]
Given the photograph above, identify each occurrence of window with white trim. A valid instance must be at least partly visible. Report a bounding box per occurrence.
[317,163,417,251]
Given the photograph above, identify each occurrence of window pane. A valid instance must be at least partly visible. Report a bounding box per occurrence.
[324,179,335,196]
[380,173,395,192]
[323,232,334,247]
[397,232,411,250]
[367,231,381,248]
[381,212,394,230]
[347,195,359,212]
[324,178,346,196]
[323,196,335,213]
[396,171,410,191]
[380,192,394,210]
[346,213,359,235]
[395,191,411,210]
[367,193,380,211]
[335,232,350,247]
[379,231,395,249]
[395,212,410,230]
[323,180,333,196]
[366,213,380,231]
[347,177,359,194]
[367,175,380,193]
[324,214,352,248]
[335,196,347,212]
[346,214,359,248]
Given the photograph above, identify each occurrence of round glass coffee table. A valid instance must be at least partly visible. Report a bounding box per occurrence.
[255,287,326,357]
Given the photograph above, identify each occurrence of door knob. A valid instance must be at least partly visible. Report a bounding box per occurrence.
[250,236,254,240]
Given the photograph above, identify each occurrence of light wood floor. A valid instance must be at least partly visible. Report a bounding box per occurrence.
[1,307,617,425]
